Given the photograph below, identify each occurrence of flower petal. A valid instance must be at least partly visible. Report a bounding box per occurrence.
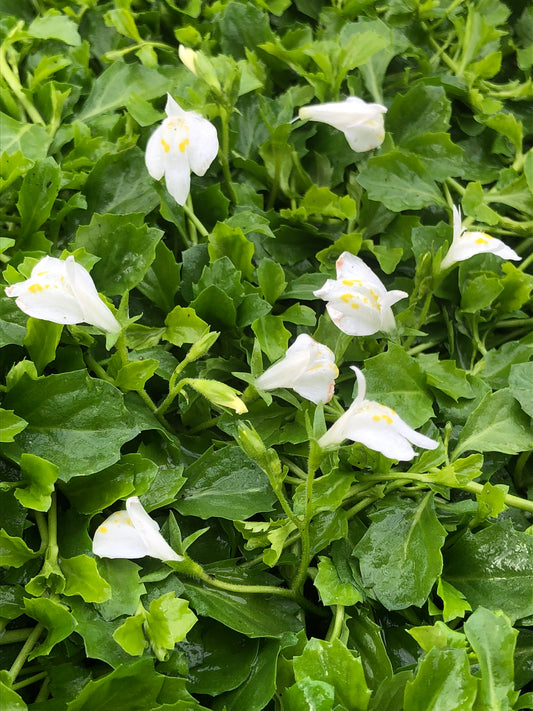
[344,118,385,152]
[145,126,166,181]
[164,154,192,206]
[65,257,120,333]
[334,252,387,292]
[127,497,182,561]
[165,93,187,118]
[187,114,219,176]
[92,510,149,559]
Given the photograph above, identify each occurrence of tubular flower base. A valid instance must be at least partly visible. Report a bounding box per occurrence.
[440,205,521,270]
[255,333,339,404]
[92,497,183,562]
[145,93,219,206]
[299,96,387,153]
[319,367,439,460]
[5,255,120,333]
[314,251,408,336]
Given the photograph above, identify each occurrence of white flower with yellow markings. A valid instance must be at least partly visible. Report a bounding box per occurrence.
[5,255,120,333]
[255,333,338,404]
[299,96,387,152]
[314,252,407,336]
[92,496,182,562]
[440,205,521,270]
[319,367,438,460]
[145,93,219,206]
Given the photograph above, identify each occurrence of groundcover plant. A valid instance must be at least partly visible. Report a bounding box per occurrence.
[1,0,532,709]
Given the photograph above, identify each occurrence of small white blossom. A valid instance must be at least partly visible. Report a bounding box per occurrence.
[314,252,407,336]
[319,367,438,460]
[5,256,120,333]
[440,205,521,270]
[145,93,219,206]
[299,96,387,152]
[92,497,182,562]
[178,45,198,75]
[255,334,338,404]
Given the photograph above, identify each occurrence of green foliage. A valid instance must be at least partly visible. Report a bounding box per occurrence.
[0,0,531,708]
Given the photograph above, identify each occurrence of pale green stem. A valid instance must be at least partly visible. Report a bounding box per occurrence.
[12,671,47,691]
[327,605,345,643]
[8,624,44,682]
[219,108,237,204]
[291,449,319,594]
[0,628,34,645]
[0,42,45,125]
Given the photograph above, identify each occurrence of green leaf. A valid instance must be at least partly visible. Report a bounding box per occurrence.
[23,319,63,374]
[62,555,112,603]
[387,85,451,144]
[357,151,445,211]
[403,133,464,181]
[364,344,434,428]
[73,213,163,295]
[182,569,302,638]
[182,619,259,695]
[283,679,335,711]
[208,223,255,281]
[115,359,159,392]
[0,529,39,568]
[164,306,209,346]
[0,409,27,443]
[354,494,446,609]
[213,639,281,711]
[293,637,371,711]
[257,259,286,304]
[175,446,276,520]
[78,62,175,122]
[0,674,27,711]
[14,453,58,511]
[137,240,180,313]
[464,607,519,710]
[27,11,81,45]
[417,354,474,401]
[113,612,146,657]
[145,593,197,660]
[0,114,51,161]
[314,556,363,607]
[16,157,61,245]
[454,388,533,457]
[347,611,394,691]
[404,648,477,711]
[509,362,533,417]
[443,523,533,622]
[63,453,157,514]
[252,314,291,361]
[1,371,139,481]
[96,559,146,621]
[436,579,472,622]
[24,596,77,660]
[83,147,160,216]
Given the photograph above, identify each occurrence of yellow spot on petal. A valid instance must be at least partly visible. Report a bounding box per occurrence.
[340,293,353,303]
[45,284,50,289]
[475,237,489,245]
[351,303,360,309]
[342,279,362,286]
[125,517,132,525]
[179,138,190,153]
[28,283,43,293]
[372,414,381,421]
[383,415,393,424]
[161,138,170,153]
[36,271,47,276]
[99,526,108,534]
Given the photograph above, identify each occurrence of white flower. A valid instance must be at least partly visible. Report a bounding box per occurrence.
[255,334,338,404]
[92,497,182,562]
[319,367,438,460]
[299,96,387,152]
[145,93,219,206]
[5,256,120,333]
[314,252,407,336]
[440,205,521,270]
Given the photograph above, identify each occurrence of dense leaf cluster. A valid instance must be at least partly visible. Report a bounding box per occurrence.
[0,0,532,710]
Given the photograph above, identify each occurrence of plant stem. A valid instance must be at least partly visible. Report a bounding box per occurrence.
[0,39,45,125]
[291,444,320,594]
[183,196,208,241]
[219,108,237,203]
[8,624,44,682]
[460,481,533,513]
[0,628,34,645]
[12,671,47,691]
[327,605,345,643]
